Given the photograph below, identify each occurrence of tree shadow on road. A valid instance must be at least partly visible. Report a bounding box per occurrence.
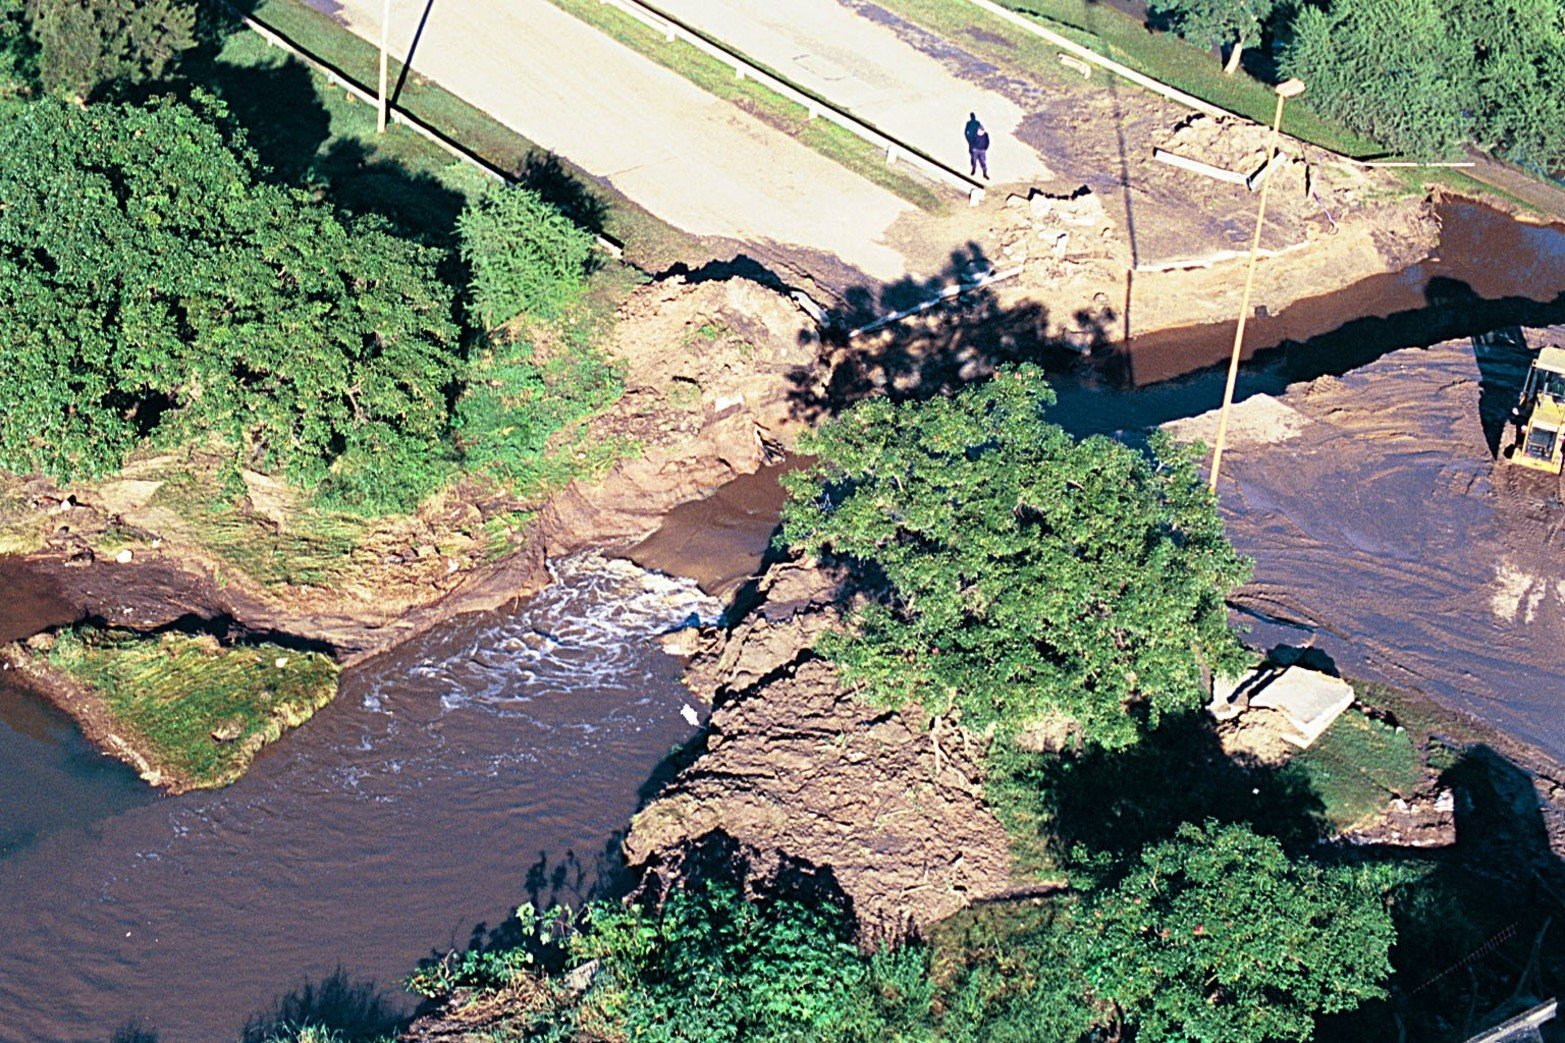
[790,242,1117,423]
[175,6,470,245]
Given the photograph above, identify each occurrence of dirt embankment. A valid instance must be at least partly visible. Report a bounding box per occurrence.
[0,275,822,779]
[625,559,1027,937]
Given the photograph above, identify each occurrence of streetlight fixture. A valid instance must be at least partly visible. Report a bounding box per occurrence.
[1207,77,1305,493]
[377,0,392,133]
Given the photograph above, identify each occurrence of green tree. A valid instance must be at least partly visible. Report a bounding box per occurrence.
[457,181,595,328]
[0,0,36,98]
[570,880,932,1043]
[26,0,195,101]
[0,95,460,511]
[1281,0,1565,165]
[408,882,933,1042]
[1148,0,1277,72]
[780,367,1251,750]
[1079,821,1395,1042]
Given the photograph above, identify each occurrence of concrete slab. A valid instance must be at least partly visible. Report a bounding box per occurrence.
[1249,667,1356,748]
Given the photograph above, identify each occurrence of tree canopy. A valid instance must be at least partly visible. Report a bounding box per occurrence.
[1149,0,1276,51]
[1282,0,1565,165]
[0,95,461,509]
[780,367,1251,750]
[0,0,34,97]
[458,181,595,328]
[25,0,195,101]
[1079,821,1396,1042]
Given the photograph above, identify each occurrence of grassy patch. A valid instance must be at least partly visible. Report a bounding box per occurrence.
[144,454,368,588]
[545,0,945,211]
[1283,709,1426,833]
[874,0,1385,158]
[48,628,339,790]
[229,0,700,267]
[197,25,484,241]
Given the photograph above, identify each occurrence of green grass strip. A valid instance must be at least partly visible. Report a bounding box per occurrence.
[49,629,340,790]
[1283,709,1425,833]
[546,0,946,212]
[875,0,1385,159]
[240,0,701,268]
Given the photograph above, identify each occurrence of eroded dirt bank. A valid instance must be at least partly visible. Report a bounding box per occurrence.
[625,560,1027,937]
[0,276,823,782]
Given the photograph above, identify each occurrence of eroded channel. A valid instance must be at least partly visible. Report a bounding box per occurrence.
[0,198,1561,1041]
[0,555,720,1041]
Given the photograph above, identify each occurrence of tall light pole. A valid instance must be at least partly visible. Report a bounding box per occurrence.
[1207,77,1305,493]
[377,0,392,133]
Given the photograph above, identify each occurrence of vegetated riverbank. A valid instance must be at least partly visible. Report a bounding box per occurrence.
[4,194,1561,796]
[409,350,1565,1042]
[0,274,821,790]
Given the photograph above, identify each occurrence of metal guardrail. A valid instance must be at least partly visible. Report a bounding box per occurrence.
[1463,999,1557,1043]
[228,4,626,258]
[592,0,987,206]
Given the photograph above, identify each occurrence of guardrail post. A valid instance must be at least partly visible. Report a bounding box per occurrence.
[885,145,897,164]
[969,186,985,206]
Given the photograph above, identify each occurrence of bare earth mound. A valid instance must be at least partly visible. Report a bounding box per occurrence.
[625,561,1019,937]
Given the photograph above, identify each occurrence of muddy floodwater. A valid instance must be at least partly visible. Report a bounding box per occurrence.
[0,199,1561,1041]
[0,555,720,1041]
[1115,200,1565,386]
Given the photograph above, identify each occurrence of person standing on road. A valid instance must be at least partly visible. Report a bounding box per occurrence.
[965,112,990,180]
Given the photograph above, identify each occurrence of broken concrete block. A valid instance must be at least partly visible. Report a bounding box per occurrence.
[1248,667,1355,748]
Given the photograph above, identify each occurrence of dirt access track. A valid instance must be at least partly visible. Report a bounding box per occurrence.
[307,0,1442,333]
[1167,326,1565,762]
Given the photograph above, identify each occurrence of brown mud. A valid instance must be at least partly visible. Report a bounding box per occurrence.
[625,559,1029,938]
[1166,325,1565,762]
[1113,198,1565,385]
[0,275,821,785]
[3,201,1565,1039]
[624,458,806,597]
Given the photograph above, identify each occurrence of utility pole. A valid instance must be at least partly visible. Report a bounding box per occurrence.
[1208,77,1305,493]
[377,0,392,133]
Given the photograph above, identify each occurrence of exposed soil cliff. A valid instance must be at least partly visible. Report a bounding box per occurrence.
[0,275,821,786]
[0,276,820,661]
[624,560,1025,938]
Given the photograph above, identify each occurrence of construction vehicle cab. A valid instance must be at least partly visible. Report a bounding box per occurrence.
[1510,345,1565,474]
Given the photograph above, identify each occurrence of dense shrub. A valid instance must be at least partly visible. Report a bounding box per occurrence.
[1147,0,1275,56]
[458,182,595,327]
[572,880,931,1043]
[410,882,933,1042]
[1079,821,1396,1042]
[0,94,461,511]
[780,366,1251,750]
[0,0,34,96]
[454,330,621,493]
[1282,0,1565,166]
[25,0,195,100]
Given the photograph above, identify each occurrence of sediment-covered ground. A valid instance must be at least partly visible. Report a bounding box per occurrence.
[0,275,821,785]
[1167,324,1565,761]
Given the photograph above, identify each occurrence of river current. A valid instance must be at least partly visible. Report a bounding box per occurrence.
[0,554,719,1042]
[0,199,1562,1041]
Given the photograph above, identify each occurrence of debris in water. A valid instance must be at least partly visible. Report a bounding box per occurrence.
[680,704,700,727]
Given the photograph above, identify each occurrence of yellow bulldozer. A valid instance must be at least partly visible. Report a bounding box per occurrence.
[1509,345,1565,474]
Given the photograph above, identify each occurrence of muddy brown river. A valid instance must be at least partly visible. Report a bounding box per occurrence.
[0,555,722,1041]
[0,199,1560,1041]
